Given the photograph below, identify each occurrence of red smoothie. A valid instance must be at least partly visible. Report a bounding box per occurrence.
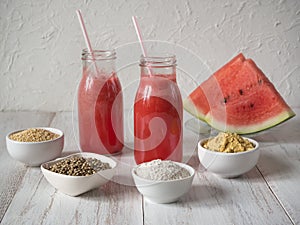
[78,69,123,155]
[134,73,183,164]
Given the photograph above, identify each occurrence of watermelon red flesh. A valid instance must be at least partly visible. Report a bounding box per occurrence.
[184,53,295,134]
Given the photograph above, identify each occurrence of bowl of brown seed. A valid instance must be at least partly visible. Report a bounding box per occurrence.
[6,127,64,166]
[41,152,117,196]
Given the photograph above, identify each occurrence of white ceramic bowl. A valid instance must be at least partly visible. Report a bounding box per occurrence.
[198,137,260,178]
[41,152,117,197]
[132,162,195,204]
[6,127,64,166]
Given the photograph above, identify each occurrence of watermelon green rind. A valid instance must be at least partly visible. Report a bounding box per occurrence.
[184,97,295,134]
[183,98,206,122]
[205,109,295,134]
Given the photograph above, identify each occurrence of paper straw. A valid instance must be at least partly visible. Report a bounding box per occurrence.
[132,16,153,76]
[76,9,99,73]
[132,16,148,58]
[76,10,94,54]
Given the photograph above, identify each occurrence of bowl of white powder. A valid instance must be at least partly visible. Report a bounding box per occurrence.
[132,159,195,204]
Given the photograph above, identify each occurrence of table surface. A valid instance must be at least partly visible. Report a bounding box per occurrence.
[1,109,300,225]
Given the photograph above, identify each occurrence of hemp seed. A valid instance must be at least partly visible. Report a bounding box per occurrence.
[45,156,111,176]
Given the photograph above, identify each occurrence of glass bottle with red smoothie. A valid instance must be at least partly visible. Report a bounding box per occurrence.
[134,55,183,164]
[78,49,123,154]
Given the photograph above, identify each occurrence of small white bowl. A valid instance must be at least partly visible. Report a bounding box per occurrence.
[198,137,260,178]
[6,127,64,166]
[132,162,195,204]
[41,152,117,197]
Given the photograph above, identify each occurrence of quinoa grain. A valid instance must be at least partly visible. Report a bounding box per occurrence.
[9,128,60,142]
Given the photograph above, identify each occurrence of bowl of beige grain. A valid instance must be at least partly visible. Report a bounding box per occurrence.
[6,127,64,166]
[198,132,260,178]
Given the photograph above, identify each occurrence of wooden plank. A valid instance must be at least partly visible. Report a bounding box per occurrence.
[1,112,143,225]
[143,166,292,225]
[0,111,55,222]
[2,166,143,225]
[256,108,300,224]
[49,111,80,155]
[142,109,300,225]
[1,109,299,224]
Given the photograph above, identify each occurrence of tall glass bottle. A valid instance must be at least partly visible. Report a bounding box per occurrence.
[78,49,123,154]
[134,55,183,164]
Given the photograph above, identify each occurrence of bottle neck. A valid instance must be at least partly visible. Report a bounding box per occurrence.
[81,49,116,76]
[140,55,176,77]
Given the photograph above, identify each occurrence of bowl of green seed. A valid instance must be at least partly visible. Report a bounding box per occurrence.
[41,152,117,196]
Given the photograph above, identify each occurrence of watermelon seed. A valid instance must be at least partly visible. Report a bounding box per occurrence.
[250,103,254,108]
[223,96,229,103]
[239,89,243,95]
[258,79,262,84]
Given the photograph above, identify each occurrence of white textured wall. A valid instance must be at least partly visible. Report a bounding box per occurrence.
[0,0,299,111]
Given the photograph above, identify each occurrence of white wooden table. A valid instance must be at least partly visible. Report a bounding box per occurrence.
[1,109,300,225]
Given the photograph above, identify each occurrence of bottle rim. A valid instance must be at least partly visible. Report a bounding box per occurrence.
[140,54,176,68]
[81,49,116,60]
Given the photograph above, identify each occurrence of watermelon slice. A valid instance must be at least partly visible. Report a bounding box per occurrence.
[184,53,295,134]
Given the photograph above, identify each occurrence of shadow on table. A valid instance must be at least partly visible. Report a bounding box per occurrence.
[255,150,294,179]
[230,151,294,181]
[179,184,228,205]
[79,181,140,201]
[253,119,300,144]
